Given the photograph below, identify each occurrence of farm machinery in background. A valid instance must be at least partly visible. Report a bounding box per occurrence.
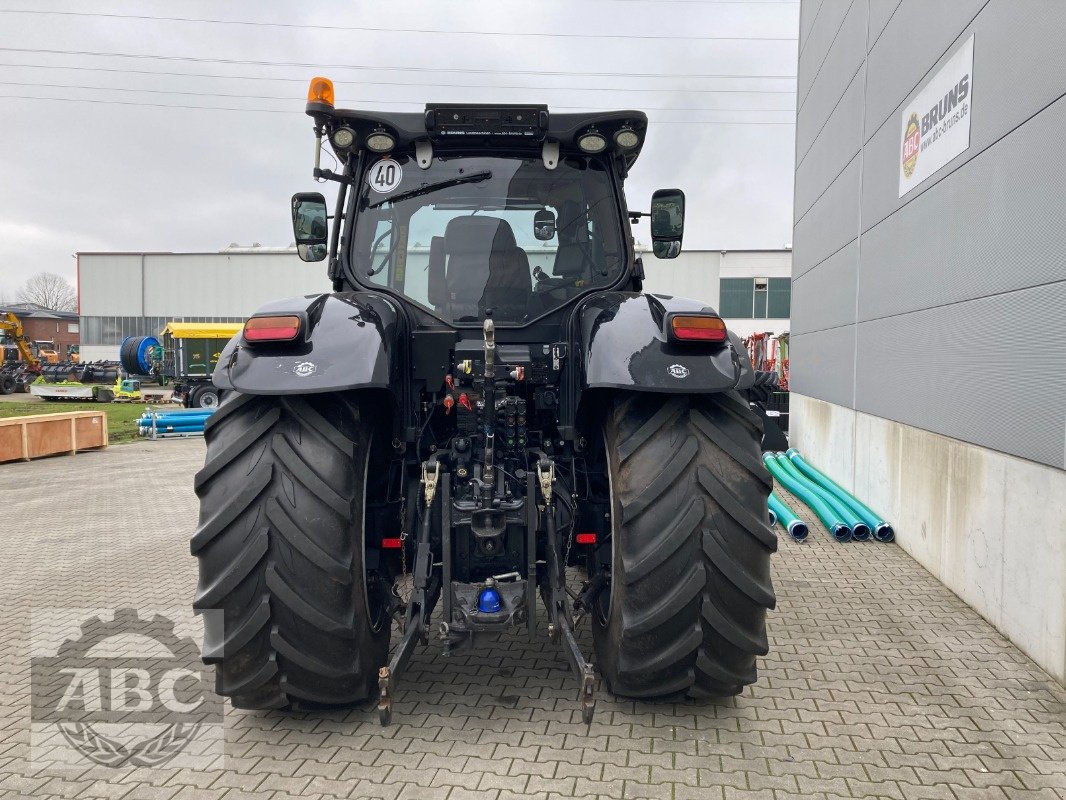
[24,321,240,406]
[0,312,45,394]
[118,322,241,408]
[743,331,790,451]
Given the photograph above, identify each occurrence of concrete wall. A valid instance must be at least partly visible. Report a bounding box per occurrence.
[791,393,1066,684]
[793,0,1066,682]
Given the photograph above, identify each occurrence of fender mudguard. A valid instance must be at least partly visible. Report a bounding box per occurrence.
[579,292,754,393]
[213,292,401,395]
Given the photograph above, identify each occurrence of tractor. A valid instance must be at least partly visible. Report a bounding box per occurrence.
[192,78,776,724]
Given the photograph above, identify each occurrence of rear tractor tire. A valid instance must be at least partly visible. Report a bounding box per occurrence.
[191,392,392,709]
[592,392,777,698]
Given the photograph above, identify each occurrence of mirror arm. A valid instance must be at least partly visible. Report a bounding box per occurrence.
[628,211,649,223]
[313,167,358,186]
[328,158,354,287]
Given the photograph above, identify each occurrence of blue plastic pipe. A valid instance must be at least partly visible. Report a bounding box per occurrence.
[138,415,212,426]
[762,453,850,541]
[773,455,871,541]
[768,492,809,541]
[786,449,895,542]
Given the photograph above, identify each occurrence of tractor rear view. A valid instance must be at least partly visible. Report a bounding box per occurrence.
[192,79,776,724]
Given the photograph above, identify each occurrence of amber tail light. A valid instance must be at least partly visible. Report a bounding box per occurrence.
[244,315,301,343]
[669,315,727,342]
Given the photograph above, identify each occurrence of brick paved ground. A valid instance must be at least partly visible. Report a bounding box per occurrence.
[1,439,1064,799]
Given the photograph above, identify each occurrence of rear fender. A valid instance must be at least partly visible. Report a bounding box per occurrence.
[213,292,401,395]
[578,292,753,393]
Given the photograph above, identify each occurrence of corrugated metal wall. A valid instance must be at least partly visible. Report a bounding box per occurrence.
[80,252,332,318]
[793,0,1066,469]
[81,249,725,321]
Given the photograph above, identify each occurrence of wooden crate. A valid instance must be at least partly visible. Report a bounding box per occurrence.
[0,410,108,463]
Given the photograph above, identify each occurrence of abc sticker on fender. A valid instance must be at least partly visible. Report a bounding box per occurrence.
[368,159,402,193]
[668,364,689,379]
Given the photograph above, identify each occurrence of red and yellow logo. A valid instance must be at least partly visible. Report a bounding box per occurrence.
[902,113,920,178]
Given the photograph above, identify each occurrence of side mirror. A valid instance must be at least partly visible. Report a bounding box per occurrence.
[291,192,328,263]
[533,209,556,241]
[650,188,685,259]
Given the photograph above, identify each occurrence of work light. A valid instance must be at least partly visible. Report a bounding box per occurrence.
[577,130,607,153]
[331,127,356,148]
[613,127,640,150]
[366,131,396,153]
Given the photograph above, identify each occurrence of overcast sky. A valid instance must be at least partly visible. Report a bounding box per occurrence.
[0,0,799,301]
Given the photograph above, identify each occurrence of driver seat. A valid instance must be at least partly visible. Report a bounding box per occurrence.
[438,217,531,319]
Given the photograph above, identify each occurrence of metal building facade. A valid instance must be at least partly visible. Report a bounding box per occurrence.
[792,0,1066,468]
[792,0,1066,683]
[77,249,332,361]
[78,247,793,361]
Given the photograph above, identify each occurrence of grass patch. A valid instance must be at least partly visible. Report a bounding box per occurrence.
[0,401,151,444]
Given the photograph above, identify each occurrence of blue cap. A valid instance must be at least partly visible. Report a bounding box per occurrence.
[478,587,502,613]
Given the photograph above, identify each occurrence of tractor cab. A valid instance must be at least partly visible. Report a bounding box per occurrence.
[290,87,686,332]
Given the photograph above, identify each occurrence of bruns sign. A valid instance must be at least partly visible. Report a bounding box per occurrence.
[898,34,974,198]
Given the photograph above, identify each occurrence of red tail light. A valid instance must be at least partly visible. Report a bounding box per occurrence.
[381,537,403,549]
[244,315,301,342]
[669,315,727,342]
[575,532,597,545]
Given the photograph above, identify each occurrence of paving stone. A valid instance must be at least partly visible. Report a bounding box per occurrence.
[0,440,1061,800]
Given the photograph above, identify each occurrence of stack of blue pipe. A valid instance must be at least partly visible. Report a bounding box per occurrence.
[137,407,216,438]
[764,448,895,543]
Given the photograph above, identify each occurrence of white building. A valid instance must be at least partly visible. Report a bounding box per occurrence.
[640,247,792,339]
[77,246,792,361]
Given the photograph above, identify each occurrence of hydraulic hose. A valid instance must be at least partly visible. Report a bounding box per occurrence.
[772,454,871,541]
[768,492,808,541]
[786,449,895,542]
[767,507,777,528]
[762,453,850,541]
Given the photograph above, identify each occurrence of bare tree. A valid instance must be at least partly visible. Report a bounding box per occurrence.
[17,272,77,312]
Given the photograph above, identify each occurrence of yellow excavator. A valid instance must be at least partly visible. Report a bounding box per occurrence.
[0,312,41,394]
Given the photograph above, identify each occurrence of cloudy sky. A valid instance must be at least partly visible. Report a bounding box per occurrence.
[0,0,799,300]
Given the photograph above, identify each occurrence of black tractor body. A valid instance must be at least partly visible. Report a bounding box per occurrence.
[194,82,776,724]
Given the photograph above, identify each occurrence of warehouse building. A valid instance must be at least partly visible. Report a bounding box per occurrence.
[792,1,1065,681]
[76,245,792,361]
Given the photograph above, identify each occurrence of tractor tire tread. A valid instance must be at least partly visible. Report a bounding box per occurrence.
[192,391,388,710]
[593,391,775,699]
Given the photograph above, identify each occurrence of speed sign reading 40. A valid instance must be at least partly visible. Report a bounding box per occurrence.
[368,159,402,193]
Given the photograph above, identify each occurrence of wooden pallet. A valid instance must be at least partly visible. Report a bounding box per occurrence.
[0,410,108,463]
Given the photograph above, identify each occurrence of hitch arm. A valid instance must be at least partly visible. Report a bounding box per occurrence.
[538,459,597,726]
[379,458,441,726]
